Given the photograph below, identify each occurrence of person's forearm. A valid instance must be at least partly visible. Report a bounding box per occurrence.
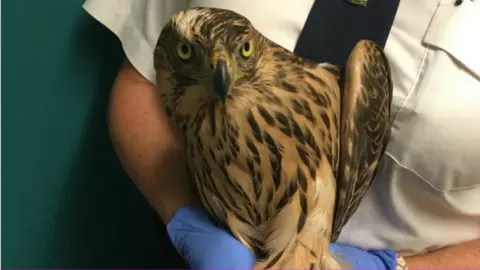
[404,238,480,269]
[109,57,198,223]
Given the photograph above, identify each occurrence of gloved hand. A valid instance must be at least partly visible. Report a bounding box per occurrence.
[167,205,398,270]
[329,242,399,269]
[166,205,256,269]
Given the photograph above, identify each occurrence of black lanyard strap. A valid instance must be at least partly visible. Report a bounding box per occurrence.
[294,0,400,66]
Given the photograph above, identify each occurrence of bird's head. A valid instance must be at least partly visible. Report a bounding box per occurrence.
[154,7,269,121]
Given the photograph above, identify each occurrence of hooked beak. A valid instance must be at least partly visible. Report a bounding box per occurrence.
[211,52,231,101]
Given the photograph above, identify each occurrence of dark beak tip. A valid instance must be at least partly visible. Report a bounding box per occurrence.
[213,60,230,101]
[216,60,228,78]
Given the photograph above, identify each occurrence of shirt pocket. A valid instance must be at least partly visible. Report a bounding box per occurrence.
[386,0,480,192]
[423,0,480,77]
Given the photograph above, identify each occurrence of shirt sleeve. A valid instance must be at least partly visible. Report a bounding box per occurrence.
[83,0,190,83]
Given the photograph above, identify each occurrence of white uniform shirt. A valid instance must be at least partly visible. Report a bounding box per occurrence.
[83,0,480,257]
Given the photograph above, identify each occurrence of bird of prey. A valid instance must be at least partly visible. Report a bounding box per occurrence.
[153,7,393,270]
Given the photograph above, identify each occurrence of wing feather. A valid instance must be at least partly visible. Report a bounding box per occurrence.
[331,40,394,241]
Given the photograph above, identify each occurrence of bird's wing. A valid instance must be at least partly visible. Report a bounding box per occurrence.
[330,40,394,241]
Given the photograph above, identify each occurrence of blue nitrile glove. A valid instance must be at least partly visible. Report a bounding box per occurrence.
[329,242,398,270]
[166,205,256,269]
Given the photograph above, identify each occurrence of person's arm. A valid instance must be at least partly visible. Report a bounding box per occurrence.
[108,57,199,223]
[404,238,480,269]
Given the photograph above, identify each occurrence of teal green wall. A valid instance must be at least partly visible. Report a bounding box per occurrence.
[2,1,184,268]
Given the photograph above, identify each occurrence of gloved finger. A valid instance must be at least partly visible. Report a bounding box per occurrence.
[185,230,255,269]
[166,205,255,269]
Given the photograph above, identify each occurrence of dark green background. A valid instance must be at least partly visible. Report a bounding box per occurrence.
[2,1,184,268]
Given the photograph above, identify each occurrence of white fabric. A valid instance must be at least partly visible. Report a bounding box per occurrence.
[83,0,480,256]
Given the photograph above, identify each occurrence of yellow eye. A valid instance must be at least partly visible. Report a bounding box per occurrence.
[176,42,192,60]
[241,40,254,57]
